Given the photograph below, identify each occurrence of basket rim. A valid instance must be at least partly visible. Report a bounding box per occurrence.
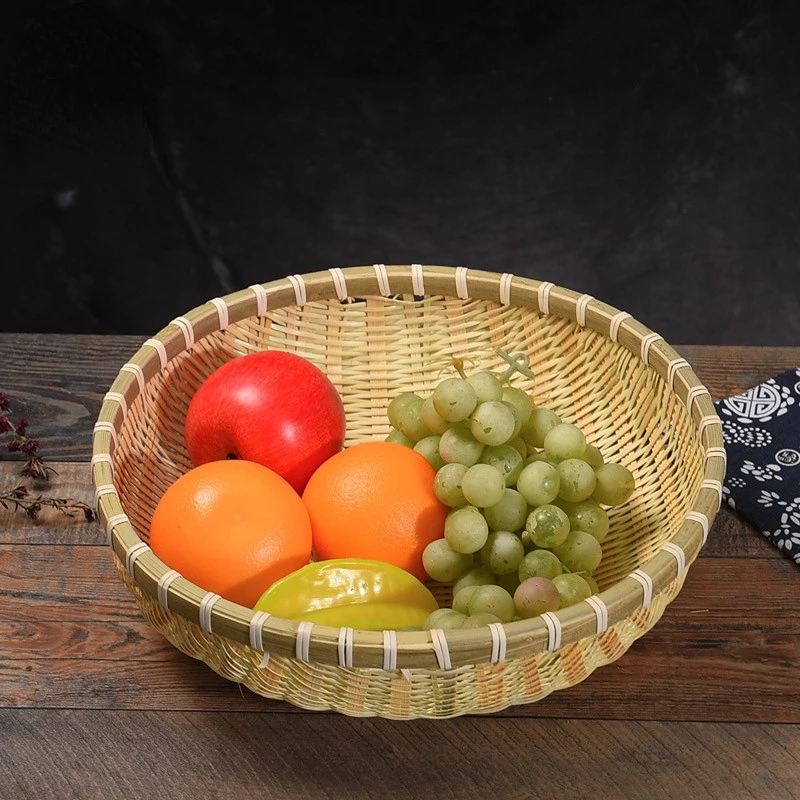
[91,264,726,672]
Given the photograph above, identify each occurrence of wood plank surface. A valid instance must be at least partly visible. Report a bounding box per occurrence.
[0,710,797,800]
[0,334,142,461]
[0,463,96,545]
[2,334,800,797]
[2,631,797,723]
[680,345,800,401]
[1,542,797,722]
[1,334,799,462]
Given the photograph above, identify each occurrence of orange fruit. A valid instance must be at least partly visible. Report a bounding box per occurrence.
[301,441,448,581]
[149,460,312,607]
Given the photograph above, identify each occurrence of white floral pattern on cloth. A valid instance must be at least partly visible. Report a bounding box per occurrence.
[741,460,783,482]
[715,367,800,567]
[722,423,772,448]
[757,490,782,508]
[719,379,796,424]
[760,494,800,556]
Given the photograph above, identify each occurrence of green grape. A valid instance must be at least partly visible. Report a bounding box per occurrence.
[433,462,469,507]
[439,424,485,466]
[516,461,560,506]
[520,407,561,448]
[592,462,636,506]
[525,504,570,549]
[433,377,478,423]
[444,506,490,554]
[452,566,496,596]
[553,531,604,573]
[470,401,517,446]
[520,531,535,551]
[550,495,572,510]
[581,444,605,469]
[557,458,597,503]
[453,585,480,615]
[422,538,473,582]
[501,386,534,425]
[436,611,468,629]
[422,608,467,630]
[481,530,525,575]
[413,435,445,470]
[467,371,503,403]
[544,423,587,461]
[496,570,522,596]
[462,612,503,628]
[552,573,592,609]
[504,402,523,439]
[523,450,556,466]
[467,585,516,623]
[518,549,563,582]
[509,436,528,459]
[480,444,524,487]
[397,398,430,442]
[564,499,610,542]
[483,488,528,532]
[461,463,507,508]
[580,573,600,595]
[421,395,450,435]
[422,607,456,627]
[385,429,414,447]
[387,392,421,429]
[513,577,560,619]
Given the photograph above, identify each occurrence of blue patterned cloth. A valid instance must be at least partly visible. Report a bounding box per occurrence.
[715,368,800,566]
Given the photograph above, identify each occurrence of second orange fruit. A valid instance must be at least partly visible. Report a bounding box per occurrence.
[302,441,448,581]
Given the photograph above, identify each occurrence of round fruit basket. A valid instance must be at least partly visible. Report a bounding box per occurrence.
[91,264,725,719]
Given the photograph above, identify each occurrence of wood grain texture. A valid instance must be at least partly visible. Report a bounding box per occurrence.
[2,632,797,723]
[0,710,798,800]
[679,345,800,399]
[703,506,779,559]
[2,334,799,792]
[0,335,798,462]
[2,543,797,722]
[0,463,96,545]
[0,333,142,461]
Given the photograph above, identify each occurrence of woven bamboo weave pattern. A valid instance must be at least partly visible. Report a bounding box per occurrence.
[92,265,725,719]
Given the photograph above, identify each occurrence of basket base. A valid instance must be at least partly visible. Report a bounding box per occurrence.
[114,555,681,720]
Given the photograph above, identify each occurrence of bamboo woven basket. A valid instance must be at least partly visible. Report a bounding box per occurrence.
[91,264,726,719]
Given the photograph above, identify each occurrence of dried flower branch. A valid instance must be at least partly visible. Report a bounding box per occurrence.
[0,483,95,522]
[0,392,95,522]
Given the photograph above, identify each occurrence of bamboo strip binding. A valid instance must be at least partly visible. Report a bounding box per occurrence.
[92,265,726,719]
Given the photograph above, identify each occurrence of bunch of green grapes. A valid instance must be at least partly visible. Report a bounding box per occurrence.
[384,352,636,629]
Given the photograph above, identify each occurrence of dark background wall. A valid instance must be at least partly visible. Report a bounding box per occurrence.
[2,0,799,345]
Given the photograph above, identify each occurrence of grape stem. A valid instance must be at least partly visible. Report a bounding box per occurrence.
[495,349,536,383]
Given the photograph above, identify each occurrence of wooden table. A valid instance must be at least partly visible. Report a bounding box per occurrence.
[1,335,799,799]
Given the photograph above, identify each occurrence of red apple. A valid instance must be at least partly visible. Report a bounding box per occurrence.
[184,351,346,494]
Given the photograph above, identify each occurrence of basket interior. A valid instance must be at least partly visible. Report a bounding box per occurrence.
[113,293,705,600]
